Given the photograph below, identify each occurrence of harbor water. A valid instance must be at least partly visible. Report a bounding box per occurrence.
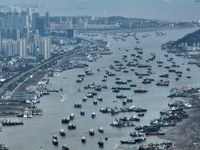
[0,28,199,149]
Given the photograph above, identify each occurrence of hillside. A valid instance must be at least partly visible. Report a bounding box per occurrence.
[173,29,200,46]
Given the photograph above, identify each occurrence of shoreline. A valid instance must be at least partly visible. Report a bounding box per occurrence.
[78,26,194,34]
[160,109,200,150]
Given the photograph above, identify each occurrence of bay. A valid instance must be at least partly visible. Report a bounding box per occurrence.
[0,28,198,150]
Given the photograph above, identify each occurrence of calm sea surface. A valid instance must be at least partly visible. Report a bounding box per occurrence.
[0,28,199,150]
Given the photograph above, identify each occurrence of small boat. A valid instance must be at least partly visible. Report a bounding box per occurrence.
[80,110,85,115]
[112,89,120,93]
[91,112,96,118]
[81,135,86,143]
[97,97,103,101]
[78,88,81,92]
[59,129,66,136]
[156,80,169,86]
[68,123,73,129]
[134,137,146,142]
[89,128,95,135]
[98,138,104,147]
[82,97,87,102]
[70,113,75,120]
[62,116,70,124]
[175,77,179,81]
[134,86,148,93]
[93,100,98,105]
[138,113,145,117]
[98,126,104,133]
[72,123,76,129]
[123,99,127,105]
[186,67,190,71]
[52,135,59,145]
[120,140,136,144]
[186,75,191,78]
[130,132,144,137]
[62,144,69,150]
[60,87,63,91]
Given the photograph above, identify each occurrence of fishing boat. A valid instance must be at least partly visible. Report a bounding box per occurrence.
[69,113,75,120]
[186,67,190,71]
[62,116,70,124]
[120,140,136,144]
[60,87,63,91]
[138,113,145,117]
[62,144,69,150]
[134,86,148,93]
[52,135,59,145]
[186,75,191,78]
[98,138,104,147]
[159,73,169,78]
[134,137,146,142]
[97,96,103,101]
[0,143,9,150]
[89,128,95,135]
[123,99,127,105]
[116,94,127,99]
[81,135,86,143]
[59,129,66,136]
[156,80,169,86]
[91,112,96,118]
[93,100,98,105]
[130,132,144,137]
[98,126,104,133]
[80,110,85,115]
[82,97,87,102]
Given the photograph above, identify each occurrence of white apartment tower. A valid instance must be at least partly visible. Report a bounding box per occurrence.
[18,38,27,57]
[39,36,51,59]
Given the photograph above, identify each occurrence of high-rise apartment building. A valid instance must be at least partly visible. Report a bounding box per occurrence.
[39,36,51,59]
[21,12,29,28]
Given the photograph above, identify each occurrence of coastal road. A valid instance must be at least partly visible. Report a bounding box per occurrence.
[0,48,83,97]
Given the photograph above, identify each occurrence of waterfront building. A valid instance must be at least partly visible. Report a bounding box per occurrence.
[39,36,51,59]
[2,39,15,56]
[18,38,28,57]
[28,42,35,55]
[29,33,40,45]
